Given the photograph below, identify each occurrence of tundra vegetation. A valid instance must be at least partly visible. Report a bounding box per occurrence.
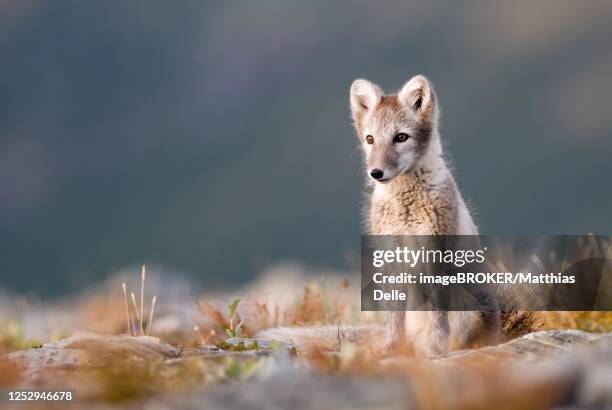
[1,242,611,409]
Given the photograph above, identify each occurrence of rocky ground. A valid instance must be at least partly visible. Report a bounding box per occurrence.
[2,268,611,409]
[3,329,612,409]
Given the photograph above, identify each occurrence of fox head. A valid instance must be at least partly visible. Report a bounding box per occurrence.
[350,75,439,183]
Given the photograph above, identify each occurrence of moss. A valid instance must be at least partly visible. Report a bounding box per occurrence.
[217,340,259,351]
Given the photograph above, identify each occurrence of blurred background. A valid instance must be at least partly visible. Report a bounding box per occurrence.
[1,1,611,297]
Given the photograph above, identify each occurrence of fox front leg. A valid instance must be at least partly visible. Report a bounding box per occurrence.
[424,310,450,356]
[384,310,405,351]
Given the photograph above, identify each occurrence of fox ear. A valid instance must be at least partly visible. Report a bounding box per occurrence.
[350,79,383,120]
[398,75,436,120]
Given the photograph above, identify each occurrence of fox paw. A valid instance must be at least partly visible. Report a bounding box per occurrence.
[384,335,402,352]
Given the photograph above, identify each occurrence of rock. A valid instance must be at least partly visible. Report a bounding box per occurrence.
[8,332,181,382]
[47,332,181,358]
[221,337,295,352]
[439,330,611,363]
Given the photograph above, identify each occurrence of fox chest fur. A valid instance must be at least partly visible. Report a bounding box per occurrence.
[369,170,460,236]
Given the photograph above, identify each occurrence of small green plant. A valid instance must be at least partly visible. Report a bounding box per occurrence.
[225,298,245,338]
[0,320,42,352]
[0,320,24,351]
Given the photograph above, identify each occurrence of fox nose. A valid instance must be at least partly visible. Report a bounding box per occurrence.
[370,169,384,180]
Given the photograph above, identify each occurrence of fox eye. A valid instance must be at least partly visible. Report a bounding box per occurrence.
[393,133,410,143]
[365,135,374,144]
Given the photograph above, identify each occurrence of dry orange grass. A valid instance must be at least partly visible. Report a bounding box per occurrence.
[196,277,363,344]
[537,311,612,332]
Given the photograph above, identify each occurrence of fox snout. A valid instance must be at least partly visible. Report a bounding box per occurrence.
[369,168,396,182]
[367,147,405,183]
[367,146,402,183]
[368,166,400,183]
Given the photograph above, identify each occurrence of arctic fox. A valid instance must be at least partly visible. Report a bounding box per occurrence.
[259,75,533,356]
[350,75,499,354]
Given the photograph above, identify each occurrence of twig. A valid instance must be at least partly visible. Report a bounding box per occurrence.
[131,292,142,335]
[141,265,146,336]
[145,296,157,336]
[122,283,132,336]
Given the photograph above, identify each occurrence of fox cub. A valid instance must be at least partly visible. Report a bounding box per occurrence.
[350,75,499,355]
[259,75,512,356]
